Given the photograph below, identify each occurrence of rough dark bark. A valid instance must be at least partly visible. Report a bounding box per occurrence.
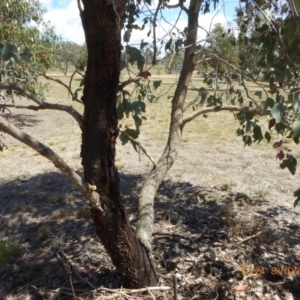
[136,0,202,253]
[79,0,157,288]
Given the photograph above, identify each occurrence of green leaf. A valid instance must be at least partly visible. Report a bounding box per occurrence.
[293,137,300,144]
[269,118,276,129]
[153,80,162,90]
[280,154,297,175]
[131,100,146,114]
[253,124,263,143]
[271,103,284,123]
[120,55,126,70]
[79,77,85,87]
[125,128,139,139]
[126,46,145,72]
[243,135,252,147]
[244,121,253,132]
[288,88,300,103]
[207,78,213,86]
[123,98,131,117]
[264,131,271,142]
[260,97,275,114]
[236,128,244,136]
[20,48,31,62]
[260,101,268,114]
[119,132,129,145]
[123,30,132,43]
[294,197,300,208]
[293,98,300,117]
[269,82,277,94]
[290,119,300,139]
[72,88,82,101]
[1,44,16,60]
[266,97,275,108]
[116,95,124,120]
[165,38,173,51]
[293,187,300,197]
[254,91,262,99]
[133,114,142,130]
[274,122,285,134]
[140,40,148,49]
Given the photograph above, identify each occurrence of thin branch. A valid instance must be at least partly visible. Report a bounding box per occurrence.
[204,54,269,106]
[182,105,271,128]
[233,230,265,246]
[102,286,171,293]
[77,0,83,14]
[43,73,72,94]
[59,249,96,289]
[0,115,98,204]
[152,0,163,65]
[43,73,83,104]
[118,76,140,91]
[121,130,156,168]
[164,2,188,14]
[0,83,83,129]
[253,1,298,69]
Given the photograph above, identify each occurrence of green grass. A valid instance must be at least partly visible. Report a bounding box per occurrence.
[0,240,21,264]
[74,206,90,219]
[37,225,51,242]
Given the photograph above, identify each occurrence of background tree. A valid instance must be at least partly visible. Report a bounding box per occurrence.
[196,23,240,88]
[56,41,87,74]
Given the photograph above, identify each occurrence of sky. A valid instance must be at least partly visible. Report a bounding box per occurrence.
[39,0,240,45]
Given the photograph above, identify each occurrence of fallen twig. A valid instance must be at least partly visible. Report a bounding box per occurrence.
[59,249,96,289]
[233,230,264,246]
[173,274,178,300]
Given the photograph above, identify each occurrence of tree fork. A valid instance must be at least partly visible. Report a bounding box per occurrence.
[79,0,157,287]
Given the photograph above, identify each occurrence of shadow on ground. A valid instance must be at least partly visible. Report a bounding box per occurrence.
[3,113,41,129]
[0,171,300,299]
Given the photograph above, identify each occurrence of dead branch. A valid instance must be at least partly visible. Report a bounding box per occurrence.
[58,249,96,289]
[0,83,83,129]
[233,230,265,246]
[121,130,156,168]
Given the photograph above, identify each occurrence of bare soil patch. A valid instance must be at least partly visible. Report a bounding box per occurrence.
[0,75,300,299]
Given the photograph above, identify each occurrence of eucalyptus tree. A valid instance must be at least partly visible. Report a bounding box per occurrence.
[1,0,300,289]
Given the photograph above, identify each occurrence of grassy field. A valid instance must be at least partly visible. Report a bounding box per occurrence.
[1,68,300,299]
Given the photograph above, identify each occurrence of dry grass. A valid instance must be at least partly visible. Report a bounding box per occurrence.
[74,206,90,219]
[51,209,69,220]
[37,225,51,242]
[1,68,300,299]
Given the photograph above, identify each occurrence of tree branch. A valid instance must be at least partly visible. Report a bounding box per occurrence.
[42,72,83,104]
[0,115,99,206]
[182,105,271,127]
[151,0,163,64]
[164,2,188,14]
[77,0,83,13]
[121,130,156,168]
[43,73,72,94]
[0,83,83,129]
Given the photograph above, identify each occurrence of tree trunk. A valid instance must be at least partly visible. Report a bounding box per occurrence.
[79,0,157,288]
[136,0,202,253]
